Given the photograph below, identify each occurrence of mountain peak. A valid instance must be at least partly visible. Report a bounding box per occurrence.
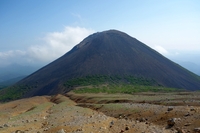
[2,30,200,99]
[76,29,137,50]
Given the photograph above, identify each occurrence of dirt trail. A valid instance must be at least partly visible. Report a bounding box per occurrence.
[0,94,175,133]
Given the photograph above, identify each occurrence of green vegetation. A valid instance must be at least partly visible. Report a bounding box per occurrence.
[64,75,159,88]
[64,75,179,94]
[0,85,34,102]
[73,84,178,94]
[0,75,181,102]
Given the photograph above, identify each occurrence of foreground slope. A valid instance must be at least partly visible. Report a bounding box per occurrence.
[1,30,200,99]
[1,92,200,133]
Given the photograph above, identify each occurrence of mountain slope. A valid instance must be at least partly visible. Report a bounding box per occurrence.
[2,30,200,99]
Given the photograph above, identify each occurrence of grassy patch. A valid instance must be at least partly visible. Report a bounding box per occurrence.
[73,84,178,94]
[65,75,181,94]
[64,75,159,88]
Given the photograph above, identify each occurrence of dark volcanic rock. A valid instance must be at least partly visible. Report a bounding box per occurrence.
[4,30,200,98]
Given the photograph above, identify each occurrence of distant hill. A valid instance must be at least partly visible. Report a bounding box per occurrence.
[178,62,200,76]
[0,75,26,87]
[1,30,200,100]
[0,64,39,82]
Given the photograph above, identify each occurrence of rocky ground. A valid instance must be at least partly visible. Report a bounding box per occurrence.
[0,92,200,133]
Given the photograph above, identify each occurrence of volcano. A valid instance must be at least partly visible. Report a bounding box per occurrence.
[2,30,200,99]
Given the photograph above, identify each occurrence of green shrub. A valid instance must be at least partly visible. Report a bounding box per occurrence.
[64,75,158,88]
[73,83,178,94]
[0,85,33,102]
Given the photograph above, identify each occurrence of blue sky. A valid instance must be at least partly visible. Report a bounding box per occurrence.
[0,0,200,68]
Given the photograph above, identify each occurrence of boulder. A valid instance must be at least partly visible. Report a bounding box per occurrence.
[176,127,186,133]
[194,128,200,133]
[168,107,173,111]
[57,129,66,133]
[167,118,176,127]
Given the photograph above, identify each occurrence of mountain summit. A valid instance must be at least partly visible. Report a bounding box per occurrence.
[3,30,200,98]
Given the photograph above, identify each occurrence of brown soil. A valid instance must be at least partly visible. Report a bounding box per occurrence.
[0,92,200,133]
[67,92,200,133]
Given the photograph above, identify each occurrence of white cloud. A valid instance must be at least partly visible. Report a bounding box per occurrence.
[0,26,95,66]
[0,50,25,58]
[0,50,26,66]
[28,26,94,62]
[153,45,168,55]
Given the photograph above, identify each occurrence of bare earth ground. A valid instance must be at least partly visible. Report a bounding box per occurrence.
[0,92,200,133]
